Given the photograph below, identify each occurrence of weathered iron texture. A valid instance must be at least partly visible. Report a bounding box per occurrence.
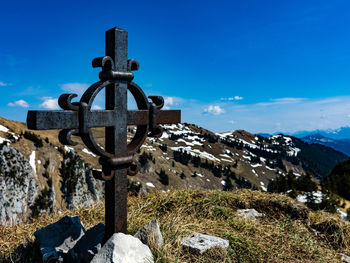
[26,27,181,242]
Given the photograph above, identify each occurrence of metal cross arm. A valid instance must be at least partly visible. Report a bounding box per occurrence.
[26,27,181,240]
[27,108,179,129]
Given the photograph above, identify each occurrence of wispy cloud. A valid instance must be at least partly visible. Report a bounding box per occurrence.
[0,81,8,87]
[220,96,244,101]
[7,100,29,108]
[39,97,59,109]
[255,97,305,106]
[203,105,225,115]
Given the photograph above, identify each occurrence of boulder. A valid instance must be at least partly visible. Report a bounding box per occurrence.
[182,233,229,255]
[134,219,163,249]
[91,233,153,263]
[237,208,263,219]
[67,223,105,263]
[34,216,85,262]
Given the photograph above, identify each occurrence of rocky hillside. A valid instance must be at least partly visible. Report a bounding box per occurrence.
[0,116,347,225]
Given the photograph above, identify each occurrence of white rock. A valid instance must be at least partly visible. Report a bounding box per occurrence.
[182,233,229,255]
[237,209,264,219]
[91,233,154,263]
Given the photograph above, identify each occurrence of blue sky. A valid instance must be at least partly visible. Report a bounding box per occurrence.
[1,0,350,133]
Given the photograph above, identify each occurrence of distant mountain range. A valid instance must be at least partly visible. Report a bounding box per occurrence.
[291,126,350,140]
[301,134,350,156]
[258,126,350,140]
[257,127,350,157]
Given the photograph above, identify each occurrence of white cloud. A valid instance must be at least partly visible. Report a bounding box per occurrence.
[203,105,225,115]
[163,96,183,110]
[60,83,90,96]
[92,105,102,110]
[39,97,59,109]
[0,81,8,87]
[228,120,235,124]
[220,96,244,101]
[7,100,29,108]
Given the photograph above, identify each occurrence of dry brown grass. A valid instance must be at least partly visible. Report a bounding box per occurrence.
[1,190,350,262]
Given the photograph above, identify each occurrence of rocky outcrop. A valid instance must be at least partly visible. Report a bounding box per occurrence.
[0,143,38,226]
[60,150,104,210]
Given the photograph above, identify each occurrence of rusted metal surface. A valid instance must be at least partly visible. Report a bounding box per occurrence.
[26,27,181,242]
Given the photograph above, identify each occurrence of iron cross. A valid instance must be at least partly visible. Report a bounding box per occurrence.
[26,27,181,242]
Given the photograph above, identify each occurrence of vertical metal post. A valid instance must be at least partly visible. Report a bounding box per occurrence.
[104,27,128,240]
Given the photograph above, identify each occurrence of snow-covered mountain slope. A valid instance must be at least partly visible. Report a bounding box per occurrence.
[0,116,347,225]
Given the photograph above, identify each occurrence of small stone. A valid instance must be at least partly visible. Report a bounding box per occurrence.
[237,209,263,219]
[134,219,163,249]
[34,216,85,263]
[341,254,350,263]
[182,233,229,255]
[91,233,153,263]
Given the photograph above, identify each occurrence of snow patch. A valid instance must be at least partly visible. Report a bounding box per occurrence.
[242,155,251,160]
[297,191,323,204]
[0,137,9,144]
[82,148,96,157]
[141,145,156,151]
[0,125,9,132]
[146,182,155,188]
[29,151,36,175]
[64,145,74,153]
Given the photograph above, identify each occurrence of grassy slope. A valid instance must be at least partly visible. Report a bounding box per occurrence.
[1,190,350,263]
